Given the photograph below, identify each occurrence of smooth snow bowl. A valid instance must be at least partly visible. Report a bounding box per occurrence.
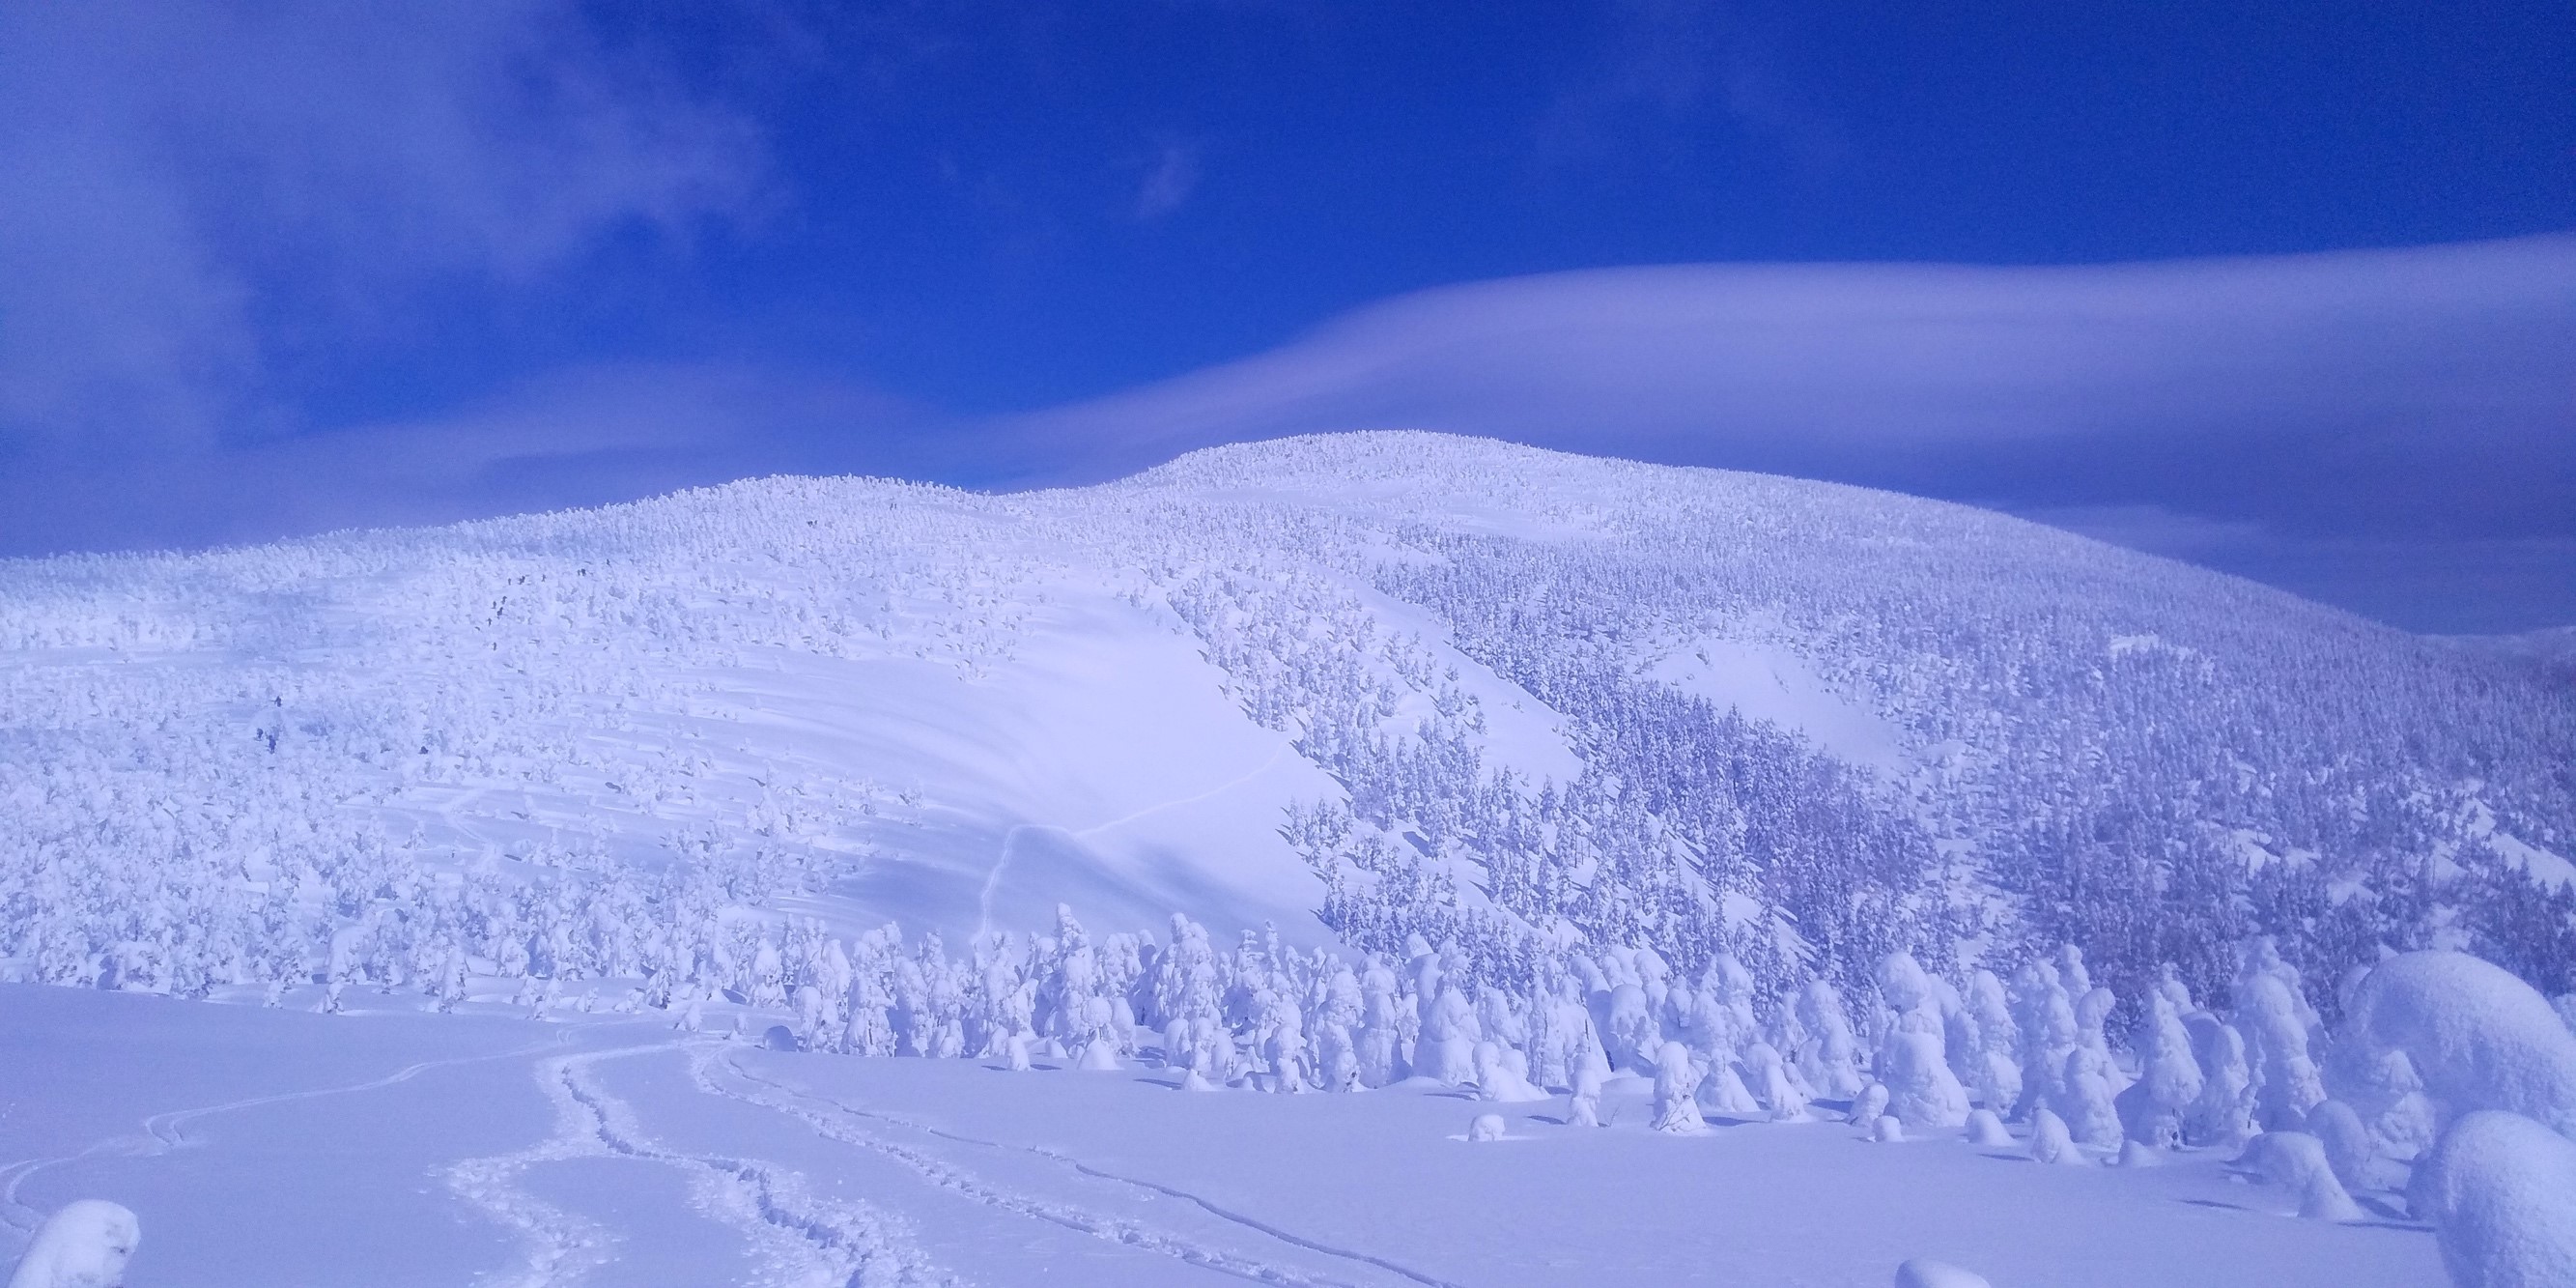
[8,1200,140,1288]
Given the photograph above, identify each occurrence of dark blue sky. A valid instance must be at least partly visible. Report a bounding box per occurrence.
[2,2,2571,631]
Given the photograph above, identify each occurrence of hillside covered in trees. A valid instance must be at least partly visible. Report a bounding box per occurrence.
[5,432,2570,1029]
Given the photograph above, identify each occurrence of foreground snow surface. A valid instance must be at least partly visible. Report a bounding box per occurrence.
[2,987,2445,1287]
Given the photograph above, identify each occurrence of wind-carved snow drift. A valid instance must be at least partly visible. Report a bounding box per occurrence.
[1,431,2571,1034]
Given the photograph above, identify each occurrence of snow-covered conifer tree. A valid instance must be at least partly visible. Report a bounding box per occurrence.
[2114,988,2204,1150]
[1355,957,1409,1087]
[845,970,896,1057]
[1962,969,2022,1114]
[2052,1045,2124,1151]
[2184,1013,2257,1148]
[1604,982,1659,1077]
[1742,1041,1811,1122]
[1260,989,1310,1091]
[1417,985,1482,1085]
[2239,970,2326,1131]
[1876,952,1969,1131]
[1796,979,1865,1100]
[2009,959,2078,1123]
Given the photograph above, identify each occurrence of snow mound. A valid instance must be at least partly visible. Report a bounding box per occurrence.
[2335,952,2576,1138]
[2234,1132,2364,1221]
[1965,1109,2012,1148]
[2411,1110,2576,1288]
[8,1200,140,1288]
[1894,1260,1993,1288]
[1467,1113,1508,1143]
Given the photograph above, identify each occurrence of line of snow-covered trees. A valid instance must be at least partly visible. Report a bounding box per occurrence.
[736,905,2576,1282]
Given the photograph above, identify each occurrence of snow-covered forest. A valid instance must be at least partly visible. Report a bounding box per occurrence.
[6,432,2574,1286]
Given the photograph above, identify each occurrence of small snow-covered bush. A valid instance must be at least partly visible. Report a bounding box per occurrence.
[1848,1080,1890,1127]
[1965,1108,2013,1148]
[1568,1062,1606,1128]
[1652,1041,1707,1133]
[1077,1035,1123,1072]
[1699,1058,1764,1119]
[2411,1110,2576,1288]
[1467,1112,1507,1143]
[2306,1099,2385,1192]
[2235,1131,2364,1221]
[1472,1040,1547,1102]
[8,1200,139,1288]
[2027,1108,2086,1165]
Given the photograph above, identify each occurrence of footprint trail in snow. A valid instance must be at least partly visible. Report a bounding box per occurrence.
[694,1048,1457,1288]
[447,1041,949,1288]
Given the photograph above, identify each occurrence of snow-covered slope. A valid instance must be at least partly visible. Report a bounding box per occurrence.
[2,432,2570,1015]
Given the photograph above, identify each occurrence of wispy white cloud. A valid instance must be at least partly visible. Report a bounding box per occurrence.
[1001,236,2575,466]
[991,236,2576,629]
[0,3,763,456]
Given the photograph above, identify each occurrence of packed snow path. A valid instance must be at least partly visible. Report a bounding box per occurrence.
[2,986,2450,1286]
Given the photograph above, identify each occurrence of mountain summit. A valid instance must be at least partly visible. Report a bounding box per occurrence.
[4,432,2569,1014]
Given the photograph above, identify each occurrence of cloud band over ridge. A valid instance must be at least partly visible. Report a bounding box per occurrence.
[992,236,2576,632]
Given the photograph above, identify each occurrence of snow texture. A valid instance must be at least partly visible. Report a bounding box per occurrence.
[1893,1260,1993,1288]
[2411,1110,2576,1288]
[2334,951,2576,1141]
[7,1202,138,1288]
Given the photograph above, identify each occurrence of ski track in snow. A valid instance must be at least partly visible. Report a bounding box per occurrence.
[448,1039,948,1288]
[976,744,1291,940]
[0,1028,577,1236]
[704,1049,1459,1288]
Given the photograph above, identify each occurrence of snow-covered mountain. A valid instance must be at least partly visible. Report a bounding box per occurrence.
[4,431,2570,1018]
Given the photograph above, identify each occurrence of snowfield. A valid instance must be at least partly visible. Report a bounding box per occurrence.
[0,986,2450,1287]
[4,433,2574,1285]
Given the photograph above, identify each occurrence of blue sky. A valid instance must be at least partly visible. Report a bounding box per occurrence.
[1,1,2570,631]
